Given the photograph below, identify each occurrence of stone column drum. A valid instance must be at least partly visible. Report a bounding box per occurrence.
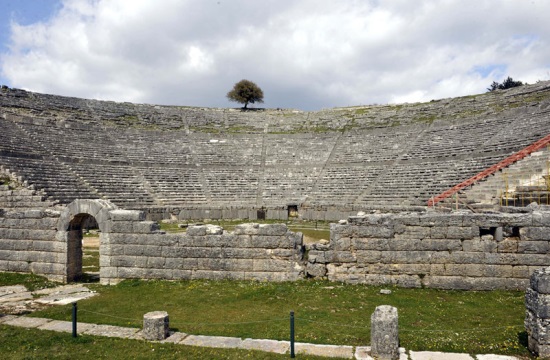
[143,311,169,341]
[371,305,399,360]
[526,267,550,358]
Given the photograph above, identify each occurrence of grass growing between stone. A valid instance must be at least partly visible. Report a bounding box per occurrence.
[25,278,531,357]
[0,325,328,360]
[0,272,58,292]
[82,248,100,273]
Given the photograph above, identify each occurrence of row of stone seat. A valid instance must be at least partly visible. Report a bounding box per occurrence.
[1,82,550,209]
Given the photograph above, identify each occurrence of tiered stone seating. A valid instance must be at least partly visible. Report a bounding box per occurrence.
[140,167,207,205]
[332,127,419,163]
[1,81,550,213]
[192,134,263,166]
[264,134,335,166]
[261,167,321,206]
[402,117,516,160]
[204,168,260,205]
[0,156,98,203]
[68,162,156,208]
[309,165,384,205]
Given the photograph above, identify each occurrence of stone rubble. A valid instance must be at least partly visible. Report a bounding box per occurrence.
[0,284,96,314]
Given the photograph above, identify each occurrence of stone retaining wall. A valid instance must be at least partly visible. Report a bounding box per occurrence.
[2,190,550,289]
[0,207,63,281]
[306,211,550,290]
[101,211,304,284]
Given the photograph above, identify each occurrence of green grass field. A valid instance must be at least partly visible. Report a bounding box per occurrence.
[5,276,528,358]
[0,325,329,360]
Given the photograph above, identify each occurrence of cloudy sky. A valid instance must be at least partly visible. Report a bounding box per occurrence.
[1,0,549,110]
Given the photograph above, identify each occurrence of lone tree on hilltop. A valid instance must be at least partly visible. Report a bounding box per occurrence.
[227,79,264,109]
[487,76,524,92]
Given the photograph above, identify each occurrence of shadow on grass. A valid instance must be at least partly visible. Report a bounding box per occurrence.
[74,273,100,284]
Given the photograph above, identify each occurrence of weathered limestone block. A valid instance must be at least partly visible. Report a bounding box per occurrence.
[462,238,497,252]
[23,210,43,219]
[531,268,550,294]
[258,223,288,236]
[306,263,327,277]
[497,238,518,252]
[252,259,291,272]
[355,226,394,238]
[518,241,550,254]
[356,250,382,265]
[109,221,134,233]
[223,248,270,259]
[143,311,170,340]
[421,239,462,251]
[420,214,458,227]
[526,288,550,319]
[110,209,145,222]
[191,234,226,247]
[233,223,261,235]
[533,212,550,226]
[133,221,160,234]
[352,238,388,251]
[250,235,289,249]
[446,226,477,239]
[526,267,550,358]
[521,227,550,241]
[371,305,399,360]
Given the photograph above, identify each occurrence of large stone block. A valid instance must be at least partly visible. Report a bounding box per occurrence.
[528,285,550,319]
[462,239,497,252]
[355,226,394,239]
[32,240,65,252]
[522,227,550,241]
[147,257,167,268]
[352,238,390,251]
[518,241,550,254]
[420,239,462,251]
[252,259,290,272]
[191,234,225,247]
[533,212,550,226]
[531,268,550,294]
[370,305,399,360]
[525,309,550,345]
[133,221,160,234]
[110,209,145,222]
[306,263,327,277]
[446,226,477,239]
[233,223,261,235]
[109,221,134,233]
[258,223,288,236]
[356,250,382,265]
[143,311,169,341]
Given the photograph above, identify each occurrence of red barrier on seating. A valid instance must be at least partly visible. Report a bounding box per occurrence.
[427,133,550,206]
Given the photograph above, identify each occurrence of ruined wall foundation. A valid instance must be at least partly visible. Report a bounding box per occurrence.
[2,186,550,289]
[306,210,550,290]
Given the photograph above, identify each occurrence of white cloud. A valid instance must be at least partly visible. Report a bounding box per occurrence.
[2,0,550,110]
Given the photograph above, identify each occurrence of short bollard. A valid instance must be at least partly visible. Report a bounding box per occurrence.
[371,305,399,360]
[143,311,169,341]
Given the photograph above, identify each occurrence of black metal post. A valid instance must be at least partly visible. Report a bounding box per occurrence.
[290,310,295,358]
[72,302,77,338]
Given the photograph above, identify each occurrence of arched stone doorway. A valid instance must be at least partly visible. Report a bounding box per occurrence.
[57,199,117,283]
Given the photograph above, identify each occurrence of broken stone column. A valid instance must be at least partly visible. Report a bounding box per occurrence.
[526,267,550,359]
[371,305,399,360]
[143,311,169,341]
